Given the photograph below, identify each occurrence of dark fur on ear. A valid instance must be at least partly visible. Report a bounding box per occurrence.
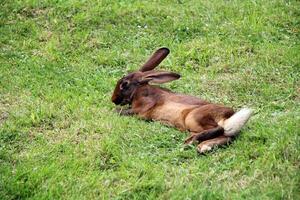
[141,71,180,84]
[140,48,170,72]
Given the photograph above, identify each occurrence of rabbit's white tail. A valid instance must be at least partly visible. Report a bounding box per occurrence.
[223,108,253,136]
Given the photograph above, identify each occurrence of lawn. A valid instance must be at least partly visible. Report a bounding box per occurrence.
[0,0,299,199]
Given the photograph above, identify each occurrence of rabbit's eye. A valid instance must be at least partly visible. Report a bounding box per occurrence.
[120,81,129,89]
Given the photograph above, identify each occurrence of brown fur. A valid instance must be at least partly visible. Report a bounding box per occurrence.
[130,85,234,133]
[111,48,239,153]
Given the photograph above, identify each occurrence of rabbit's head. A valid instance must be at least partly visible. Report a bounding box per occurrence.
[111,48,180,105]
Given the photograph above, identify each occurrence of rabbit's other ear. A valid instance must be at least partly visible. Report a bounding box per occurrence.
[141,71,180,84]
[139,48,170,72]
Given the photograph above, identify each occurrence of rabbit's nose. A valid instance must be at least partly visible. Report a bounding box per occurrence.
[112,95,123,105]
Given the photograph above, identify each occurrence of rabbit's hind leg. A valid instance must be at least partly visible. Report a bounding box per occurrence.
[197,135,232,154]
[184,126,224,145]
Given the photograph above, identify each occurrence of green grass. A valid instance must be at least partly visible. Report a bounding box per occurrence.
[0,0,299,199]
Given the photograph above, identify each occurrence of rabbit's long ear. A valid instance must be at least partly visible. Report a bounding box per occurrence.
[139,48,170,72]
[141,71,180,84]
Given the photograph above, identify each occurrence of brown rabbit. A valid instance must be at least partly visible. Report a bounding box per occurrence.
[111,48,252,153]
